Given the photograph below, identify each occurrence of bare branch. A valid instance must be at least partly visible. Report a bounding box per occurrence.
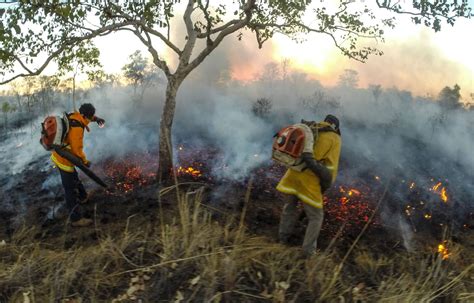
[9,54,34,74]
[132,28,171,78]
[0,20,136,85]
[179,0,198,67]
[196,19,240,38]
[196,0,212,45]
[138,23,182,56]
[1,46,65,85]
[181,0,255,76]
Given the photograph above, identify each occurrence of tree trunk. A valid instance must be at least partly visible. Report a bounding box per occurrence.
[72,76,77,111]
[157,77,182,184]
[16,96,21,112]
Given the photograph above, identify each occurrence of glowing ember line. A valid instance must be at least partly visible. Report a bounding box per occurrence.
[440,187,448,203]
[432,182,442,191]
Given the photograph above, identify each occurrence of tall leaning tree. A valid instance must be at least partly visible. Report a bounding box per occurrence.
[0,0,471,183]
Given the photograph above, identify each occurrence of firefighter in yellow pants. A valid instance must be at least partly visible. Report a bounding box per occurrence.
[277,115,342,256]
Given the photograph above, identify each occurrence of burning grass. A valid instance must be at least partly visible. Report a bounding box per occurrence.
[0,186,473,302]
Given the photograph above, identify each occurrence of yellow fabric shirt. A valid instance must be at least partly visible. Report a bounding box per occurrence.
[51,112,91,172]
[276,121,341,209]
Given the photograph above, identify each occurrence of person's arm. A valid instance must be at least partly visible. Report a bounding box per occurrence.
[92,115,105,126]
[309,133,339,192]
[301,152,332,192]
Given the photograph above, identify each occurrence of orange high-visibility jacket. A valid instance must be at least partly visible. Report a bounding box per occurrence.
[276,121,342,209]
[51,112,91,172]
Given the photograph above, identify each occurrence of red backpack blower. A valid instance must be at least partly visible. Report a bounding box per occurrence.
[272,123,316,171]
[40,113,70,151]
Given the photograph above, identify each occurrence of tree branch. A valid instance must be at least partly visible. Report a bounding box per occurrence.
[181,0,255,77]
[132,27,171,78]
[375,0,472,19]
[1,20,137,85]
[138,23,182,55]
[196,19,240,38]
[179,0,198,68]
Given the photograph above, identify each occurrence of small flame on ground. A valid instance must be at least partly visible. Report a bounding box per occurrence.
[432,182,442,191]
[431,182,448,203]
[348,189,360,196]
[177,166,202,177]
[409,182,416,189]
[437,243,450,260]
[440,187,448,203]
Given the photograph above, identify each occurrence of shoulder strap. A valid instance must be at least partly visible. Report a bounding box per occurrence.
[68,117,85,129]
[318,126,340,136]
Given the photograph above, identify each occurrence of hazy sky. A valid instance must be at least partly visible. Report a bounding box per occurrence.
[91,1,473,100]
[1,1,473,100]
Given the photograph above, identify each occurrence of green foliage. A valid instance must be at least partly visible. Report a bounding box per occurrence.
[377,0,472,32]
[370,84,383,101]
[252,97,272,119]
[122,50,148,86]
[338,69,359,88]
[122,50,161,103]
[438,84,462,110]
[0,1,471,85]
[1,101,10,113]
[302,89,341,114]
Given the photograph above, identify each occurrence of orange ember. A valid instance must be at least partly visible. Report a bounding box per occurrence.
[432,182,442,191]
[177,166,202,178]
[431,182,448,203]
[440,187,448,203]
[437,243,450,260]
[348,189,360,196]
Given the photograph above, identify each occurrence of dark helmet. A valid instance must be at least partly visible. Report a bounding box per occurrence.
[324,114,340,131]
[79,103,96,120]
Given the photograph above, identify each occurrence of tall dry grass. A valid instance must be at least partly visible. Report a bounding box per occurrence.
[0,186,473,302]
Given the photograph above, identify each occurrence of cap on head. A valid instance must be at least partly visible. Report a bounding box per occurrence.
[324,114,339,130]
[79,103,95,120]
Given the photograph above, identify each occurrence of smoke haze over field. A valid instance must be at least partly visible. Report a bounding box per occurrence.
[1,59,473,247]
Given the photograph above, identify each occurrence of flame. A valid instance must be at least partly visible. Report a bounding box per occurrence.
[103,154,157,193]
[440,187,448,203]
[177,166,202,178]
[348,189,361,196]
[409,182,416,189]
[437,243,450,260]
[431,182,448,203]
[432,182,442,191]
[424,213,432,219]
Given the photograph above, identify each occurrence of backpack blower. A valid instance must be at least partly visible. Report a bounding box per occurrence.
[40,114,108,188]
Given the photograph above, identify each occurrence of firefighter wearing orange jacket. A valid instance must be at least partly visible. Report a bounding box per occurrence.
[51,103,105,227]
[277,114,341,256]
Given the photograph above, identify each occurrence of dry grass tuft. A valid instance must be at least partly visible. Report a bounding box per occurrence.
[1,186,473,302]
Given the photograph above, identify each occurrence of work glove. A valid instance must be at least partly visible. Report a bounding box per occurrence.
[301,152,332,193]
[95,117,105,127]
